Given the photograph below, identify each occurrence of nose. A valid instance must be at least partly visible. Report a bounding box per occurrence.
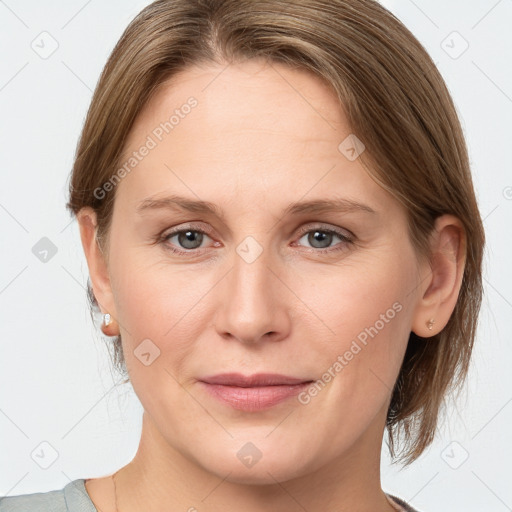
[213,244,292,345]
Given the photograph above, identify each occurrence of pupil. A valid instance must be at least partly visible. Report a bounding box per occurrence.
[179,230,203,249]
[310,231,331,248]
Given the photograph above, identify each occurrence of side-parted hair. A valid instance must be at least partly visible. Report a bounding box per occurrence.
[66,0,485,465]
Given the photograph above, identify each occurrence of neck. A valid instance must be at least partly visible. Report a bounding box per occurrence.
[112,410,396,512]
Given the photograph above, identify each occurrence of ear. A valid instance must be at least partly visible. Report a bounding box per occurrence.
[411,214,466,338]
[77,207,118,328]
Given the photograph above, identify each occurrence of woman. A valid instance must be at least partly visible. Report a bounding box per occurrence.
[0,0,484,510]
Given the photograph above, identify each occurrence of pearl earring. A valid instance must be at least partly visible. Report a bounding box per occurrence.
[103,313,112,327]
[426,318,435,330]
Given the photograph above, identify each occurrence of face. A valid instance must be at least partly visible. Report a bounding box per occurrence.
[90,59,426,483]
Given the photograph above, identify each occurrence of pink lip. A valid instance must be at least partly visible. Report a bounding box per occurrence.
[198,373,313,411]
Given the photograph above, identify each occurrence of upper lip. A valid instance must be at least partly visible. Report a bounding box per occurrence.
[199,373,313,387]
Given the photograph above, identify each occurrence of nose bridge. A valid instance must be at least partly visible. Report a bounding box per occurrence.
[232,236,277,317]
[215,233,290,343]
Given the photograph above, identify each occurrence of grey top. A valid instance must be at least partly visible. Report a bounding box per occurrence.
[0,480,96,512]
[0,478,419,511]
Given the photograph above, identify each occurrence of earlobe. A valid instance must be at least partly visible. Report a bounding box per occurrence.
[100,312,120,337]
[411,214,466,338]
[77,207,118,329]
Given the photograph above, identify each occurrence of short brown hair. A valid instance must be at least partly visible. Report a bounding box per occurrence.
[66,0,485,464]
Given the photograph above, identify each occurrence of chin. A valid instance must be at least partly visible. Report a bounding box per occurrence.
[194,443,313,486]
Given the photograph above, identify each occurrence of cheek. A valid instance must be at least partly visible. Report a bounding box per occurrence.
[110,247,223,388]
[302,251,416,401]
[109,258,210,418]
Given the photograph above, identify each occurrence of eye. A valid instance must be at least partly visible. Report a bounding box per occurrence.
[294,225,354,252]
[158,223,354,256]
[160,224,214,254]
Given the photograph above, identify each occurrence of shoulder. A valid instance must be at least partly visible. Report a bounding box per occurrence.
[0,487,67,512]
[0,479,96,512]
[387,493,422,511]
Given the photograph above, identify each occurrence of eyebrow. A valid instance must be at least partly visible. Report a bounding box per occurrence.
[136,195,377,222]
[136,194,377,219]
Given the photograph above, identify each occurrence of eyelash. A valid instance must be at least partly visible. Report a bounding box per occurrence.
[157,222,355,257]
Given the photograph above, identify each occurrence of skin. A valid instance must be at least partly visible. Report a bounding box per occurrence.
[78,59,466,511]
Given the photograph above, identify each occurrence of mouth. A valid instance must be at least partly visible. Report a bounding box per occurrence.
[198,373,314,411]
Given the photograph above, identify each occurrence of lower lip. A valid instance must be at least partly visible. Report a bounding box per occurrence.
[198,382,311,411]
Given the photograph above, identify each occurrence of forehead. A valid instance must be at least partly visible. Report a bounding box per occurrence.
[134,59,343,130]
[114,59,398,220]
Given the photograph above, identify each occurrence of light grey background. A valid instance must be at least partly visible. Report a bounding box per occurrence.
[0,1,511,510]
